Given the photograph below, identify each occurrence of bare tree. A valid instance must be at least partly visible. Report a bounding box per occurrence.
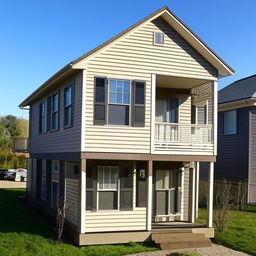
[54,200,69,241]
[214,180,233,233]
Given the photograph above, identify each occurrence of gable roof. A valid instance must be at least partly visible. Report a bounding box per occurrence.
[219,75,256,104]
[20,6,234,108]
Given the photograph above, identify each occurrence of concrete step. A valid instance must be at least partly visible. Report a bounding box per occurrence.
[152,232,212,250]
[152,228,193,234]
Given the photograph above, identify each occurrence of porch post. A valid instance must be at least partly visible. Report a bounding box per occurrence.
[195,162,200,219]
[207,162,214,228]
[80,158,86,233]
[147,160,153,231]
[189,163,196,223]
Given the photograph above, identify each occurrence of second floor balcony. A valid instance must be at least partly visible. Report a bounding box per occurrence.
[152,74,216,155]
[13,138,29,153]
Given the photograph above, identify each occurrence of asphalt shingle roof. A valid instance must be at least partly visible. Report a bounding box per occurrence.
[218,75,256,104]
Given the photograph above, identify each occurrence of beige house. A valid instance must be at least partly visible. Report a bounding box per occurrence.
[18,6,234,248]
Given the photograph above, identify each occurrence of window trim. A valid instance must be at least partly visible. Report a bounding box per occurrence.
[63,84,74,129]
[50,92,59,132]
[39,100,47,134]
[153,32,164,46]
[223,110,237,135]
[107,78,132,126]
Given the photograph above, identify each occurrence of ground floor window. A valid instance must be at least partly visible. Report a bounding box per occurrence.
[51,181,59,208]
[51,160,60,208]
[40,159,46,200]
[86,165,134,211]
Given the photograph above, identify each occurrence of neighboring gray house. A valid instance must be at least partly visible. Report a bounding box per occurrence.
[216,75,256,204]
[15,6,234,248]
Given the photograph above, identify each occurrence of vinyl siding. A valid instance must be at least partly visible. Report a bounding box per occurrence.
[82,17,217,153]
[215,107,250,182]
[29,72,83,153]
[249,111,256,203]
[65,161,80,226]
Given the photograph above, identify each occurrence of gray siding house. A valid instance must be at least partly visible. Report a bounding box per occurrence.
[18,6,234,247]
[216,75,256,204]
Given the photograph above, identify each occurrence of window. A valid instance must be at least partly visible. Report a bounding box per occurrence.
[224,110,237,135]
[51,93,59,131]
[94,77,145,126]
[86,165,134,211]
[51,160,59,208]
[191,103,208,125]
[39,101,46,133]
[40,160,47,200]
[108,79,130,125]
[64,85,73,127]
[154,32,164,45]
[98,166,118,210]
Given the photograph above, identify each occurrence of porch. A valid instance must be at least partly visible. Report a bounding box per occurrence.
[151,74,217,155]
[80,158,214,241]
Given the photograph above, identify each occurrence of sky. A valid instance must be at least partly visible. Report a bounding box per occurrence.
[0,0,256,118]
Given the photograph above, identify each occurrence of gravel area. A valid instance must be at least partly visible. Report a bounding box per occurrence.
[127,244,251,256]
[0,180,26,189]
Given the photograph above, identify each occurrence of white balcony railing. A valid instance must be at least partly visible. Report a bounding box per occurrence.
[154,122,213,153]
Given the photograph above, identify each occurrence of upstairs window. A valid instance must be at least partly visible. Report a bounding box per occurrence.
[224,110,237,135]
[154,32,164,45]
[108,79,130,125]
[39,101,46,133]
[64,85,73,128]
[51,93,59,131]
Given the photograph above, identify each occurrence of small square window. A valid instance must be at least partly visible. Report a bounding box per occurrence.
[154,32,164,45]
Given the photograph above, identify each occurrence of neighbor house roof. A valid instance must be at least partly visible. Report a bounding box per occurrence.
[20,6,234,108]
[219,75,256,104]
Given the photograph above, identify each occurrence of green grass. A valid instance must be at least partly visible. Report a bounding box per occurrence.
[197,207,256,256]
[0,189,157,256]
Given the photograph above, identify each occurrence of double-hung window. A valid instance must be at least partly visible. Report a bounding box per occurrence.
[108,79,130,125]
[40,160,47,200]
[94,77,145,126]
[51,93,59,131]
[64,85,73,127]
[39,101,46,133]
[98,166,118,210]
[223,110,237,135]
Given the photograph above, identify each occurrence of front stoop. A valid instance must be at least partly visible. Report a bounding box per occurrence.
[152,230,212,250]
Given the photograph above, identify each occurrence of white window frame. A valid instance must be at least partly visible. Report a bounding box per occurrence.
[64,84,73,128]
[193,100,208,125]
[154,32,164,46]
[223,110,237,135]
[107,78,132,126]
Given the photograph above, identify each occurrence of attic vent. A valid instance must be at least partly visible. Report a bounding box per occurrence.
[154,32,164,45]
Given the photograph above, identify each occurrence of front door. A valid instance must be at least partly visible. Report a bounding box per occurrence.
[154,169,181,219]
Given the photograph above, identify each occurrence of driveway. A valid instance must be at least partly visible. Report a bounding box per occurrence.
[0,180,26,189]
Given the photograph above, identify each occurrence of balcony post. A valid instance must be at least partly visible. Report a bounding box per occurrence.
[195,162,200,219]
[151,74,156,154]
[213,80,218,155]
[147,160,153,231]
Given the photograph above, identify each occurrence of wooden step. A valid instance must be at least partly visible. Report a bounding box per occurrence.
[152,232,212,250]
[152,228,193,234]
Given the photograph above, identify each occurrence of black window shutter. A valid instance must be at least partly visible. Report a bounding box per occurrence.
[47,96,51,131]
[39,104,42,133]
[94,77,106,125]
[58,91,61,130]
[191,105,196,124]
[132,81,145,127]
[218,112,224,135]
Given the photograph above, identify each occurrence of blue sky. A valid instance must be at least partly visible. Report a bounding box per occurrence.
[0,0,256,118]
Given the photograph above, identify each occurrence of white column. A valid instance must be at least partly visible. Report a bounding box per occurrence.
[189,164,196,223]
[80,159,86,233]
[213,80,218,156]
[207,162,214,228]
[81,69,87,152]
[150,74,156,154]
[133,161,136,210]
[195,162,200,219]
[147,160,153,231]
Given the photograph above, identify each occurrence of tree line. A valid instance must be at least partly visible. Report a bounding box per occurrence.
[0,115,28,169]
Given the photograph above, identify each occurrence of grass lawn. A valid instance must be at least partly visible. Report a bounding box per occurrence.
[197,207,256,256]
[0,189,157,256]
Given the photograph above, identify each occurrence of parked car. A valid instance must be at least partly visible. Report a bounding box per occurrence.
[0,169,8,180]
[15,169,27,182]
[3,169,16,181]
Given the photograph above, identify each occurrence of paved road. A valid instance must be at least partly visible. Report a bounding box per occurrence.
[0,180,26,189]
